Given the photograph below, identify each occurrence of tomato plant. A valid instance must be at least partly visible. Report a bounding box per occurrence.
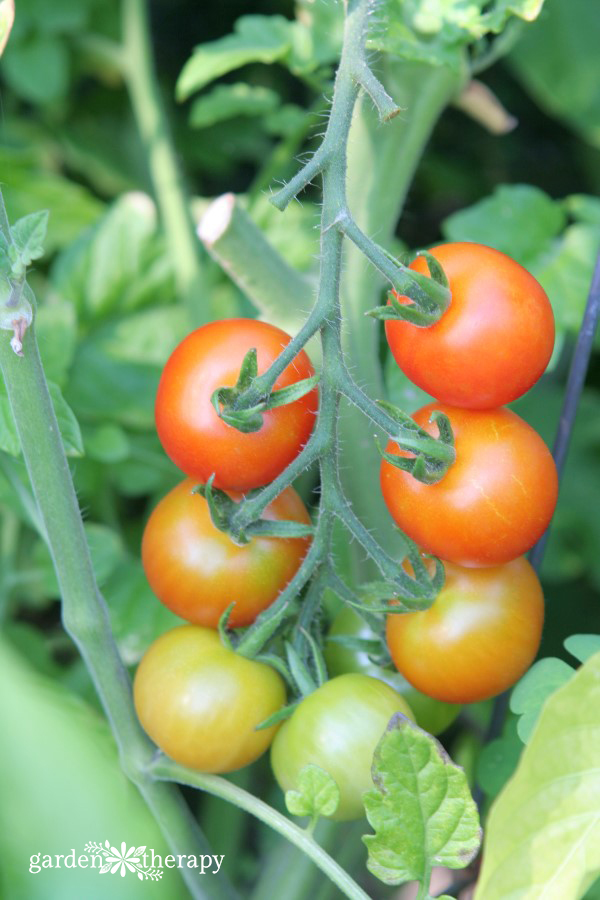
[142,478,311,628]
[381,402,559,567]
[325,607,460,735]
[271,674,414,821]
[134,626,286,773]
[386,557,544,704]
[386,242,555,410]
[155,319,318,491]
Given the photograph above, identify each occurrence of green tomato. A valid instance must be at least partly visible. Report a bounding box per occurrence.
[271,673,413,821]
[325,607,460,736]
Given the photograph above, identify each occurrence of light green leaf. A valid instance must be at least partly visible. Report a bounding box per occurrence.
[0,0,14,57]
[176,16,293,100]
[0,637,189,899]
[35,300,77,386]
[189,83,280,129]
[50,192,175,321]
[510,657,574,743]
[48,381,83,457]
[475,651,600,900]
[509,0,600,147]
[9,210,48,275]
[565,634,600,665]
[83,423,130,464]
[442,184,566,264]
[363,714,481,886]
[285,764,340,820]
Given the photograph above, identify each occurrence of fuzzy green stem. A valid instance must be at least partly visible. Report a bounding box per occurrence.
[150,756,372,900]
[0,322,233,900]
[121,0,208,323]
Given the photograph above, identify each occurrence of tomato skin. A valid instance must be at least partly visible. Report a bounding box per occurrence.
[380,403,558,567]
[142,479,311,629]
[155,319,317,491]
[271,674,413,821]
[134,626,286,773]
[324,607,460,735]
[385,242,555,410]
[386,557,544,704]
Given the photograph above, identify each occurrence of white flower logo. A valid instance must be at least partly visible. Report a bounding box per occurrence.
[83,842,163,880]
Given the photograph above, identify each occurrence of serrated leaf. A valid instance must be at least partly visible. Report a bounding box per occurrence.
[564,634,600,664]
[10,210,48,274]
[176,16,293,100]
[285,765,340,820]
[363,714,481,887]
[475,651,600,899]
[189,83,280,128]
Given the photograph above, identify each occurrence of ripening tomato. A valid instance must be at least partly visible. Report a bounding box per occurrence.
[386,557,544,703]
[385,242,555,409]
[142,479,311,629]
[155,319,317,491]
[380,403,558,567]
[324,607,460,735]
[271,674,414,821]
[134,626,286,772]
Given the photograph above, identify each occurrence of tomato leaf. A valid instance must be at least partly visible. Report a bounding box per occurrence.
[9,210,48,276]
[285,764,340,820]
[564,633,600,664]
[510,656,575,743]
[189,83,280,129]
[363,714,481,886]
[475,651,600,899]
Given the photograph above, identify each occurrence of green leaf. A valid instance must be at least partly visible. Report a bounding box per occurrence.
[285,765,340,820]
[48,381,83,457]
[189,83,280,128]
[31,523,124,597]
[35,299,77,386]
[176,16,293,100]
[0,146,103,254]
[50,193,175,322]
[509,0,600,147]
[510,657,575,743]
[475,651,600,899]
[9,210,48,275]
[2,32,69,104]
[363,714,481,886]
[442,184,566,265]
[83,423,130,464]
[476,716,523,800]
[0,0,14,57]
[565,634,600,664]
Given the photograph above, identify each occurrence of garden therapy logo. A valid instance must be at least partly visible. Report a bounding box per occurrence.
[29,842,224,877]
[83,842,163,880]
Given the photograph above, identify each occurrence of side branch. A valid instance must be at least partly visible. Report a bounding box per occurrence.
[270,145,331,212]
[352,60,402,122]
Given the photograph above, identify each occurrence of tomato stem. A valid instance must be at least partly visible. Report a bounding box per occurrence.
[150,755,373,900]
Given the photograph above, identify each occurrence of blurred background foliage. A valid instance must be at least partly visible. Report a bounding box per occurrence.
[0,0,599,895]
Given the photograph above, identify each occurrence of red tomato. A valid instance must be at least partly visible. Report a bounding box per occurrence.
[386,557,544,703]
[134,626,286,772]
[142,479,311,629]
[386,243,555,409]
[155,319,318,491]
[380,403,558,567]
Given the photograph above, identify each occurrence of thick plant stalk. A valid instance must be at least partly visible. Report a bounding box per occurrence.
[122,0,210,324]
[0,322,234,900]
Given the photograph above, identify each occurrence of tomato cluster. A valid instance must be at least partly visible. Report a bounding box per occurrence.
[381,242,557,704]
[134,319,318,772]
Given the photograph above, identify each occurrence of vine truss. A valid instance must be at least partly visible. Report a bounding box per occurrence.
[204,0,456,682]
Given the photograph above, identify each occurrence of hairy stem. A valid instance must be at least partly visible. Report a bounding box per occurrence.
[0,320,233,900]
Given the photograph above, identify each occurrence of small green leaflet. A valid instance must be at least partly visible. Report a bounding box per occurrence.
[285,764,340,821]
[363,714,481,888]
[9,211,49,277]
